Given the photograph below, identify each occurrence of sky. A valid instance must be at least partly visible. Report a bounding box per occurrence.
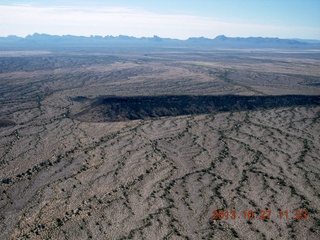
[0,0,319,39]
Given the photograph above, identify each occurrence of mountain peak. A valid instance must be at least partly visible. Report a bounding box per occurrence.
[215,35,228,40]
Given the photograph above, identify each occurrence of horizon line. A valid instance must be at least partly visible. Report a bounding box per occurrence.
[2,33,320,41]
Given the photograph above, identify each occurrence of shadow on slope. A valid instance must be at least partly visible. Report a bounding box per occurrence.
[72,95,320,122]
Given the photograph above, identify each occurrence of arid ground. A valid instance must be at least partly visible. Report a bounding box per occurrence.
[0,48,319,239]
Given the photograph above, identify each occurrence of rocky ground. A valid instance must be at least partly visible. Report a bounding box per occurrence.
[0,49,319,239]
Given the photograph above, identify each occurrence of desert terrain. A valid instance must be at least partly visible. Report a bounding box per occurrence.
[0,48,319,239]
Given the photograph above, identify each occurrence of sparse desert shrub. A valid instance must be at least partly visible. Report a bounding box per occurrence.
[56,218,63,227]
[231,228,239,238]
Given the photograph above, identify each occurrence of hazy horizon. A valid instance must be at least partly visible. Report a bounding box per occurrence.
[3,32,320,41]
[1,0,320,40]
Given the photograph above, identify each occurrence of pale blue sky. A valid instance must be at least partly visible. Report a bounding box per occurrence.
[1,0,319,39]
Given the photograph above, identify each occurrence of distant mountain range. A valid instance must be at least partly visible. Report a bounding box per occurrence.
[1,33,320,50]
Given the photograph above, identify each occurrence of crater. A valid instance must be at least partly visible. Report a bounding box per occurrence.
[71,95,320,122]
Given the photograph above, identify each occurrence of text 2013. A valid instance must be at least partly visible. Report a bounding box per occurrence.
[212,209,308,220]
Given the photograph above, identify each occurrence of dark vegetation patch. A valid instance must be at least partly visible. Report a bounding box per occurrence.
[73,95,320,122]
[0,119,16,128]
